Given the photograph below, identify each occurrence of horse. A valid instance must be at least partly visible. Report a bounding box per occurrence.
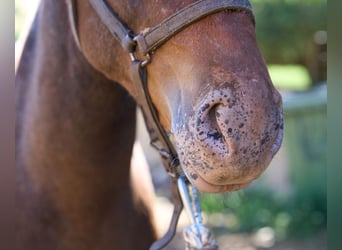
[15,0,283,249]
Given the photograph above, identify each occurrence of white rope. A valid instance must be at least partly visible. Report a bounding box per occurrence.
[177,176,218,250]
[183,224,218,250]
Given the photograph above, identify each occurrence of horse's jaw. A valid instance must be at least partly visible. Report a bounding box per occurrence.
[171,80,283,193]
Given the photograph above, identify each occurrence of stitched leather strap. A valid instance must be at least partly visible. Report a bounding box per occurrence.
[89,0,254,54]
[135,0,254,55]
[89,0,136,52]
[131,61,180,176]
[149,178,183,250]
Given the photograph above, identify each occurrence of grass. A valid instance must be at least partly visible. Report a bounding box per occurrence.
[200,189,326,240]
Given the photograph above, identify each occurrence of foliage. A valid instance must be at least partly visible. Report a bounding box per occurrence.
[200,188,326,240]
[250,0,327,64]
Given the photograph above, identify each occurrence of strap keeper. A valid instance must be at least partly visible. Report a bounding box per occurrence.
[122,34,136,53]
[134,34,149,55]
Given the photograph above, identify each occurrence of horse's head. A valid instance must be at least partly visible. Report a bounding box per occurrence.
[77,0,283,193]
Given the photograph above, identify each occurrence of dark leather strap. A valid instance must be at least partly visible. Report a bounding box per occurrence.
[131,61,180,175]
[89,0,136,52]
[135,0,254,55]
[89,0,254,55]
[149,178,183,250]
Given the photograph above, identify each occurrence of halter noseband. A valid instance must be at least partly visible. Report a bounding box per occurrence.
[66,0,254,249]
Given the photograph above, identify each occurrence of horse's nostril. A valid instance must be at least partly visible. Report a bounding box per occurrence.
[195,103,225,140]
[193,98,234,159]
[209,104,224,133]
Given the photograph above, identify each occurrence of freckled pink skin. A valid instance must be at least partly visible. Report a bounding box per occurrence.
[173,85,283,193]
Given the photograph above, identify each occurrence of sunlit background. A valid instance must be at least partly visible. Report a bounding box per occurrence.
[15,0,327,249]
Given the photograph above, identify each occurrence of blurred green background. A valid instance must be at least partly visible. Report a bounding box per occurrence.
[15,0,327,248]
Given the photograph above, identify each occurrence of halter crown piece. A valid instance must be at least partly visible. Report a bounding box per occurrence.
[66,0,254,249]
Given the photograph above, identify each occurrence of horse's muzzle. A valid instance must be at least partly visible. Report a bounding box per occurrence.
[174,87,283,193]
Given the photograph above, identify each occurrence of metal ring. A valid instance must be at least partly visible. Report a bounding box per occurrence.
[141,53,152,67]
[129,52,151,67]
[129,52,137,62]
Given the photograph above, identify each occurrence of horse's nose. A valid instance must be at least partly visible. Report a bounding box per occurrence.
[174,88,283,192]
[193,88,282,167]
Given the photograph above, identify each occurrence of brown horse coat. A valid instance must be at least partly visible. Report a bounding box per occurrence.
[16,2,156,249]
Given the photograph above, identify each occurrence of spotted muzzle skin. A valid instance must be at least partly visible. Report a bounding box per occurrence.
[172,80,283,193]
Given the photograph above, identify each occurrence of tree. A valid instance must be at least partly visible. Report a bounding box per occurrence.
[251,0,327,83]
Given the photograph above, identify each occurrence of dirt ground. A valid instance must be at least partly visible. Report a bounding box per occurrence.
[164,230,326,250]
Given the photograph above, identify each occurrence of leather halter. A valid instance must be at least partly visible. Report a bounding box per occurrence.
[66,0,254,249]
[68,0,254,176]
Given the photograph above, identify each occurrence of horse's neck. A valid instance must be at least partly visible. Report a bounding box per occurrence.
[16,2,156,249]
[17,0,136,191]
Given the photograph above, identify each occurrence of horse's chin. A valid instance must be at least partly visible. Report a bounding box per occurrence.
[182,167,251,193]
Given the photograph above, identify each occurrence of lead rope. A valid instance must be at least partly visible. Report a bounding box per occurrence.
[178,176,218,250]
[151,174,219,250]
